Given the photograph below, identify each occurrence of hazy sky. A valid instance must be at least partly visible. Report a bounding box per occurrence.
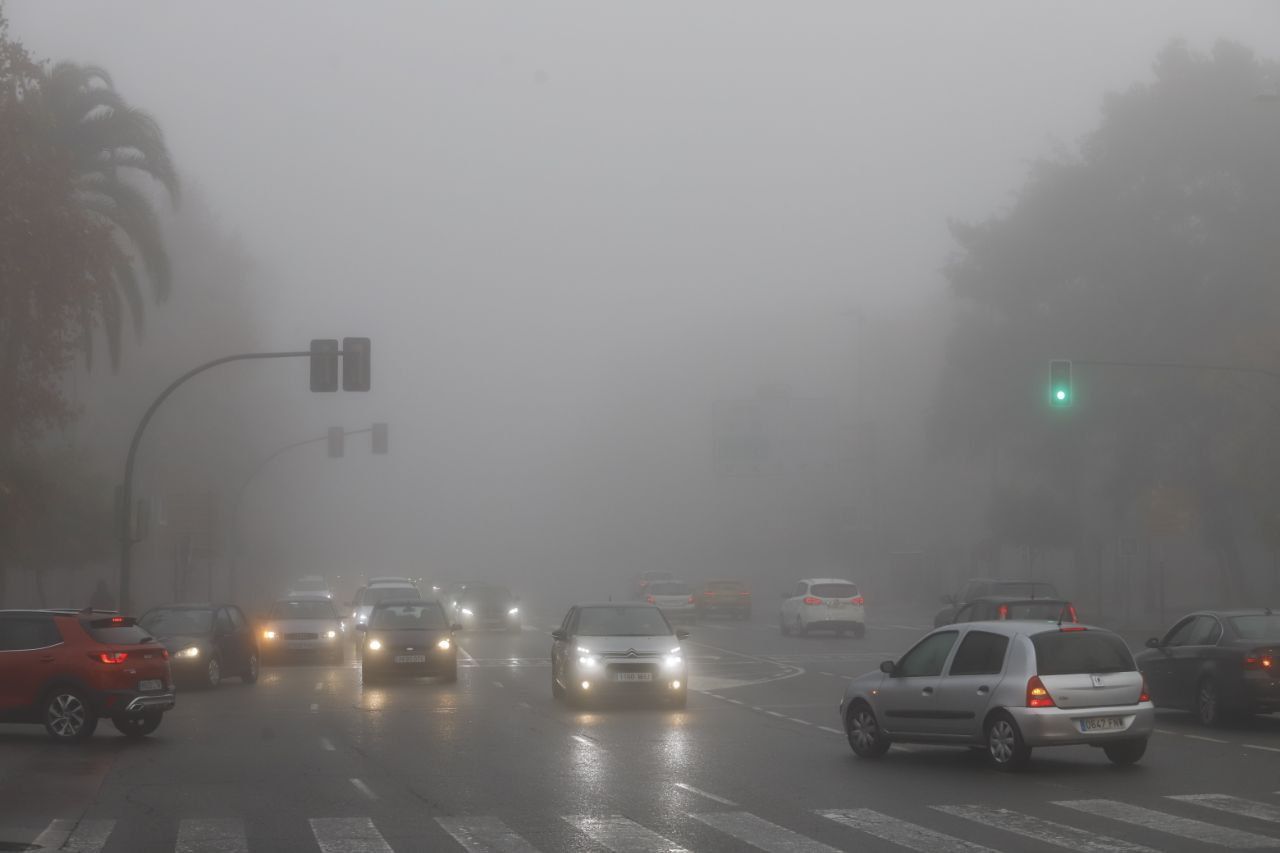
[11,1,1279,594]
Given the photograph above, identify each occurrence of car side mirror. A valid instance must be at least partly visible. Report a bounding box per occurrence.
[551,629,566,641]
[676,629,690,640]
[879,660,896,675]
[1145,637,1161,649]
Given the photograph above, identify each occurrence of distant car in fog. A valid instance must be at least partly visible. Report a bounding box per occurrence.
[780,578,865,638]
[1136,609,1280,726]
[448,583,522,631]
[941,596,1078,626]
[551,603,689,708]
[351,578,421,627]
[695,579,752,620]
[139,604,259,688]
[646,581,697,623]
[259,598,345,663]
[285,575,333,600]
[934,579,1061,627]
[358,600,458,685]
[633,570,675,599]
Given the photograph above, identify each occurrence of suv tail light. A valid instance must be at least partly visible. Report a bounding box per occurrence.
[802,596,823,606]
[94,652,129,665]
[851,596,864,605]
[1244,649,1276,672]
[997,604,1009,619]
[1026,675,1055,708]
[1139,676,1151,703]
[646,595,656,604]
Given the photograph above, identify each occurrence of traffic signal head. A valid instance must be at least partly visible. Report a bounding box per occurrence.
[342,337,371,392]
[310,339,339,392]
[1049,359,1072,407]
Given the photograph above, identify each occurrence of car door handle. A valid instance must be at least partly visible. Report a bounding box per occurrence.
[977,686,990,694]
[921,687,933,696]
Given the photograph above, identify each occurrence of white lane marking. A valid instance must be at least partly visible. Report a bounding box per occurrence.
[1245,743,1280,753]
[789,718,814,726]
[817,726,843,735]
[1153,728,1178,735]
[693,811,840,852]
[33,819,116,852]
[763,711,787,718]
[725,698,744,705]
[176,818,249,853]
[1169,794,1280,823]
[310,703,320,713]
[458,646,476,662]
[493,680,505,688]
[437,816,541,852]
[310,817,394,853]
[349,777,378,800]
[685,637,807,689]
[820,809,997,852]
[1184,734,1229,743]
[564,815,690,852]
[1055,799,1279,848]
[935,805,1156,852]
[673,782,738,806]
[319,737,336,751]
[571,734,598,749]
[517,701,532,710]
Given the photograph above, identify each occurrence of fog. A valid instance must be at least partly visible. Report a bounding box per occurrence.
[7,1,1280,617]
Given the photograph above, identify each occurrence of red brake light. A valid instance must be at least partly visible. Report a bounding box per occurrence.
[687,596,695,604]
[802,596,823,606]
[1139,676,1150,703]
[997,604,1009,619]
[646,595,655,604]
[1060,625,1088,632]
[1245,650,1275,671]
[1067,604,1078,623]
[851,596,864,605]
[161,649,170,660]
[1026,675,1055,708]
[111,616,125,624]
[95,652,129,664]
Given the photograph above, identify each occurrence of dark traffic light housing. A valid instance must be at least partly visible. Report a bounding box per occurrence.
[343,337,371,391]
[310,339,339,392]
[1049,359,1072,407]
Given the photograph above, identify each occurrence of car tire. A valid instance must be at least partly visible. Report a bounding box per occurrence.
[1196,678,1223,726]
[780,616,791,636]
[852,623,866,639]
[985,712,1031,771]
[43,687,98,742]
[552,666,565,699]
[203,655,222,689]
[242,651,260,684]
[1103,738,1147,766]
[846,702,891,758]
[112,711,163,739]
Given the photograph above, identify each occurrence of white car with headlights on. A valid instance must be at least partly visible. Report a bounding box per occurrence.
[551,604,689,708]
[259,598,345,663]
[449,583,523,632]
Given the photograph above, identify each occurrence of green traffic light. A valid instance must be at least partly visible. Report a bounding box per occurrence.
[1055,390,1067,401]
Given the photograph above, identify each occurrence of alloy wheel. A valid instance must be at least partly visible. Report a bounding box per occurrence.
[989,719,1016,764]
[1198,681,1218,725]
[48,693,86,738]
[851,709,879,752]
[207,657,221,687]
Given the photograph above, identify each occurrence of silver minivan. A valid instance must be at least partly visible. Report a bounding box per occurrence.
[840,621,1153,769]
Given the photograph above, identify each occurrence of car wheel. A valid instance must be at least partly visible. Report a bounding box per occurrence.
[780,616,791,636]
[1196,678,1223,726]
[985,712,1031,771]
[242,651,260,684]
[203,655,222,689]
[1103,738,1147,766]
[43,688,98,742]
[552,665,565,699]
[846,702,891,758]
[112,711,163,739]
[852,623,866,639]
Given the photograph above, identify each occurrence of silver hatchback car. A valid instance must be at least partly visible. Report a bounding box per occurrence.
[840,621,1154,769]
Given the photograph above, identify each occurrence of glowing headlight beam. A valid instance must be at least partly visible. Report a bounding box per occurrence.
[367,639,382,651]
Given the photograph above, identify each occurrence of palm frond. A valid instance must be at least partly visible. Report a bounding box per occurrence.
[74,107,179,202]
[100,281,123,370]
[77,178,172,302]
[113,256,145,340]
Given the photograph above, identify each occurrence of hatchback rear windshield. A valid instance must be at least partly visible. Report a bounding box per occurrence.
[364,586,421,605]
[1031,631,1135,675]
[371,603,447,630]
[1228,614,1280,640]
[140,608,212,635]
[85,616,154,645]
[810,583,859,598]
[650,582,690,595]
[990,582,1058,598]
[1005,601,1071,621]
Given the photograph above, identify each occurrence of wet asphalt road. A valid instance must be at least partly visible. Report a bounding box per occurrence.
[3,608,1280,852]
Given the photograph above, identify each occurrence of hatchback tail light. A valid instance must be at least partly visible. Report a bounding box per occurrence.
[94,652,129,664]
[1139,676,1151,703]
[1244,649,1276,672]
[997,604,1009,619]
[851,596,864,605]
[802,596,823,606]
[1026,675,1055,708]
[646,595,656,605]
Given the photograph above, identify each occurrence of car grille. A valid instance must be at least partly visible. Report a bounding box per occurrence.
[286,632,318,640]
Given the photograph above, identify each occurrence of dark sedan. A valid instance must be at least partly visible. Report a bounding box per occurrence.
[942,595,1078,625]
[358,600,459,685]
[1135,609,1280,725]
[138,604,260,689]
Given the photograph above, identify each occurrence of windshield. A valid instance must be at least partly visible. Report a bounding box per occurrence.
[576,607,673,637]
[1228,615,1280,640]
[364,586,421,605]
[140,609,213,635]
[810,583,859,598]
[1031,631,1136,675]
[649,582,690,595]
[290,578,328,591]
[271,600,338,620]
[460,586,513,604]
[370,604,447,630]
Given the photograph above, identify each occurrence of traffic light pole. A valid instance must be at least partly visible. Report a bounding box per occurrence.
[117,349,321,613]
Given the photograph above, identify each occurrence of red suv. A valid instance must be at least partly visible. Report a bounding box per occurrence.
[0,609,175,741]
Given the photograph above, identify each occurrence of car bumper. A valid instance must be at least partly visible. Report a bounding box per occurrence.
[98,690,176,716]
[801,606,865,627]
[1006,702,1154,746]
[363,653,455,677]
[660,606,698,621]
[1243,674,1280,711]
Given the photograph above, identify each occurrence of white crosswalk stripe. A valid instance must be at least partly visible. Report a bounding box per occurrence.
[934,805,1157,852]
[176,818,249,853]
[1168,794,1280,824]
[33,818,116,852]
[437,816,542,852]
[818,808,998,852]
[1055,799,1280,849]
[309,817,395,853]
[691,811,840,852]
[564,815,691,852]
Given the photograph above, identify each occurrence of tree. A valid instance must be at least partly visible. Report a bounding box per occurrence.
[934,40,1280,600]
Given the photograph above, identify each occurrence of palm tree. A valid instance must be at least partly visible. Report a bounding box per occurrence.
[42,62,179,368]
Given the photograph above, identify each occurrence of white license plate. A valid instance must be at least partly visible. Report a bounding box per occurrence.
[1079,716,1124,732]
[829,600,845,608]
[138,679,162,692]
[615,672,653,682]
[395,655,427,664]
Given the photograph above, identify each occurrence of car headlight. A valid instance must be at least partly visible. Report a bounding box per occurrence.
[577,648,601,668]
[367,639,382,651]
[176,646,200,659]
[663,654,683,669]
[460,608,474,616]
[263,630,277,640]
[508,607,519,616]
[326,630,337,639]
[437,638,451,650]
